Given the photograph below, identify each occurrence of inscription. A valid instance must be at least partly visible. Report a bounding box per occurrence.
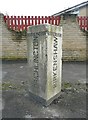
[33,35,39,85]
[53,36,58,88]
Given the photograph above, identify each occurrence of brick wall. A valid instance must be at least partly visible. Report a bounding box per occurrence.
[60,14,87,61]
[0,13,87,61]
[0,13,27,60]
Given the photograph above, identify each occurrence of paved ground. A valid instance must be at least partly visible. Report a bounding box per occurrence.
[1,60,87,119]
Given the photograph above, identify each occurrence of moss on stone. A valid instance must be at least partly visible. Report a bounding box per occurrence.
[1,57,27,61]
[63,82,72,88]
[2,82,26,91]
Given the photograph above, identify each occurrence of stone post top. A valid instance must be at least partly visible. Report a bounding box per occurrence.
[27,24,62,34]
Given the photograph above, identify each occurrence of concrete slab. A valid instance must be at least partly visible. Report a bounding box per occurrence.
[0,71,7,80]
[1,61,87,118]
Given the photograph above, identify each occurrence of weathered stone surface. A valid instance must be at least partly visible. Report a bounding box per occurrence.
[0,13,27,59]
[27,24,62,106]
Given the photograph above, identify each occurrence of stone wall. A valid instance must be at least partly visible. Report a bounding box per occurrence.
[60,14,87,61]
[0,13,27,60]
[0,13,87,61]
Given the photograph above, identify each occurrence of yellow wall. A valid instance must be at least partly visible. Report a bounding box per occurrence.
[79,5,88,16]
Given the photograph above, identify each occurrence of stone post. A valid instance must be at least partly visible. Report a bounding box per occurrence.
[27,24,62,106]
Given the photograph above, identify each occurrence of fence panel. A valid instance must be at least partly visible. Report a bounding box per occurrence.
[77,16,88,31]
[4,16,61,31]
[4,16,88,31]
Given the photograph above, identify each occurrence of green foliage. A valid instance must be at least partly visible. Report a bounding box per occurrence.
[63,82,72,88]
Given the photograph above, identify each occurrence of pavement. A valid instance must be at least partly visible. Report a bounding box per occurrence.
[0,60,87,119]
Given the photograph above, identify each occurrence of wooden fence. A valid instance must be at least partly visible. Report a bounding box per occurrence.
[4,16,88,31]
[4,16,61,31]
[77,16,88,31]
